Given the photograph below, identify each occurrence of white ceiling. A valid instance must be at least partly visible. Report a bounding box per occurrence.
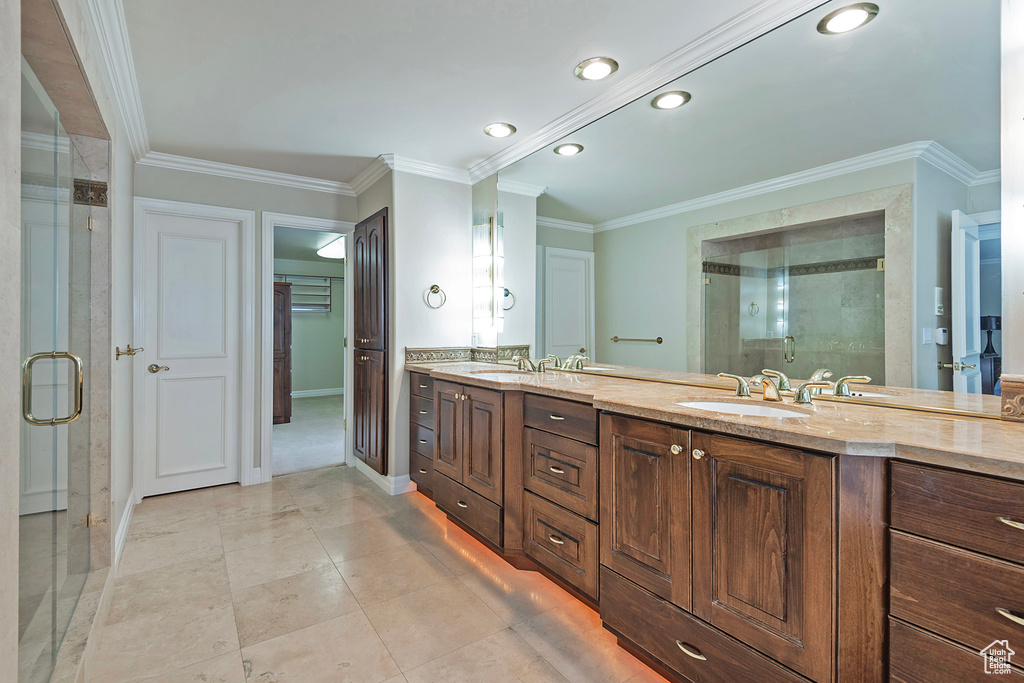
[274,226,344,262]
[122,0,769,183]
[500,0,1001,225]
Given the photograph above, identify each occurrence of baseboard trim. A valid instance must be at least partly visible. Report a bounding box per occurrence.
[353,460,415,496]
[113,489,135,572]
[291,388,344,398]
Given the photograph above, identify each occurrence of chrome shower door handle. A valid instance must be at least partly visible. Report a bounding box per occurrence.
[22,351,84,426]
[784,336,796,363]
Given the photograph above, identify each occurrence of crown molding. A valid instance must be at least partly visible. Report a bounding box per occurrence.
[81,0,150,160]
[537,216,595,233]
[350,157,393,195]
[385,154,471,185]
[22,131,70,153]
[497,179,547,197]
[594,141,1000,232]
[466,0,827,183]
[972,169,1002,186]
[138,152,356,196]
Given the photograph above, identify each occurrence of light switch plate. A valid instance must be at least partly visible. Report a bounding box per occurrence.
[922,328,933,345]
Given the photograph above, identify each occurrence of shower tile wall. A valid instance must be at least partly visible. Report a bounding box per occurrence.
[705,216,886,384]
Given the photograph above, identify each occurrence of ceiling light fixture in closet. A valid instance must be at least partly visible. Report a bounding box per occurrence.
[316,237,346,259]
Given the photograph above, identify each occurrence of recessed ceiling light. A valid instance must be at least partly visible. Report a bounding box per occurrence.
[651,90,691,110]
[817,3,879,34]
[484,122,517,138]
[317,236,346,259]
[575,57,619,81]
[554,143,584,156]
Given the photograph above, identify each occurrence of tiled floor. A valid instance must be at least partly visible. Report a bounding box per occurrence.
[93,464,669,682]
[272,395,346,476]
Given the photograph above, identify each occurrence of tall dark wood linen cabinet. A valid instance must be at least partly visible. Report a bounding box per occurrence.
[272,282,292,424]
[353,208,389,475]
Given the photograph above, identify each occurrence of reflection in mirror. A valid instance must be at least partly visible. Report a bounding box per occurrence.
[497,0,1003,412]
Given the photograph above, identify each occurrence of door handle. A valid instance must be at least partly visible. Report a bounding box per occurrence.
[22,351,84,426]
[148,364,170,373]
[784,336,796,363]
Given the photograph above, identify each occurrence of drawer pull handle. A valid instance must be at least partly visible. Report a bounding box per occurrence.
[547,534,565,545]
[419,410,428,414]
[456,500,469,509]
[419,439,428,444]
[549,465,566,475]
[420,384,428,388]
[997,607,1024,627]
[549,415,565,421]
[675,641,707,661]
[998,516,1024,531]
[418,468,427,474]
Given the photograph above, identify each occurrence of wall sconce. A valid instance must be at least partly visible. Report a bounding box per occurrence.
[473,217,505,333]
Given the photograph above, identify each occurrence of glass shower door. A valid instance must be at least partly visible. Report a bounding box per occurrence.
[19,57,91,683]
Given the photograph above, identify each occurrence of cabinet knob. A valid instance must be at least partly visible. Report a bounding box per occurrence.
[670,444,683,455]
[692,449,705,460]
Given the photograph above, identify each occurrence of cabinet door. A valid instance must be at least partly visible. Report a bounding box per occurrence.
[352,353,369,463]
[353,209,387,350]
[362,350,387,475]
[599,414,690,609]
[272,283,291,424]
[462,385,503,504]
[691,432,833,682]
[434,381,463,482]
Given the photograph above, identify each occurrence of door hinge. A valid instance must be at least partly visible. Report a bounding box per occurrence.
[86,513,104,527]
[877,258,885,271]
[343,419,347,429]
[704,277,711,285]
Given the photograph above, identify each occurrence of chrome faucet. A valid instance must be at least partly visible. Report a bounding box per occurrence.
[546,354,563,369]
[761,369,792,392]
[751,374,783,402]
[563,354,581,369]
[573,356,590,370]
[833,375,872,397]
[537,358,554,373]
[808,369,834,396]
[514,356,536,372]
[717,373,751,397]
[794,380,835,405]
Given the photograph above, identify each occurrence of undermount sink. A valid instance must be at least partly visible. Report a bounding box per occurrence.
[470,369,533,375]
[677,400,806,418]
[468,371,535,381]
[816,387,889,398]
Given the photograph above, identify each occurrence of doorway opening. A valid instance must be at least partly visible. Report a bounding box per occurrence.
[977,218,1002,395]
[261,214,355,478]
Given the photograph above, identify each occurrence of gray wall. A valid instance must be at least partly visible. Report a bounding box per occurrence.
[498,190,537,350]
[273,258,345,393]
[1,0,21,667]
[537,224,594,252]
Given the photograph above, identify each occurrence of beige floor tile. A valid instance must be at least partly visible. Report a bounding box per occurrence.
[403,628,569,683]
[224,531,332,591]
[128,502,220,542]
[358,488,429,516]
[625,668,674,683]
[107,554,230,625]
[314,515,417,563]
[363,577,506,671]
[457,550,575,625]
[118,525,223,577]
[215,485,299,525]
[382,677,408,683]
[416,522,496,576]
[512,600,645,683]
[144,651,246,683]
[231,565,360,647]
[241,611,400,682]
[389,505,450,541]
[336,542,454,606]
[220,508,312,553]
[299,495,391,531]
[92,595,239,682]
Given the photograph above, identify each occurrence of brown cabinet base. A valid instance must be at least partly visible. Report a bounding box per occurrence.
[523,491,599,600]
[890,618,1024,681]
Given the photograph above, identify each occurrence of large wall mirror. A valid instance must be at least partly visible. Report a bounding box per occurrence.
[493,0,1003,415]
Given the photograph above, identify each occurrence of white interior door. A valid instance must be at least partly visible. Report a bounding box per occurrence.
[952,210,983,394]
[138,203,244,496]
[544,248,595,360]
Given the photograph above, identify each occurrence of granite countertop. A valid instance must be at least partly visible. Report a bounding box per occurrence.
[406,361,1024,482]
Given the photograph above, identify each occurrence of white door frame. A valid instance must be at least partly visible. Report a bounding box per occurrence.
[133,197,257,501]
[260,212,356,481]
[541,247,597,361]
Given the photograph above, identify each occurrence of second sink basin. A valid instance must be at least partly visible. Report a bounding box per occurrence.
[677,400,806,418]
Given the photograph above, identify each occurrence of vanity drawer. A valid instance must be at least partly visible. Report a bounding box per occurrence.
[411,372,434,399]
[433,472,502,547]
[410,453,433,491]
[890,618,1024,682]
[890,530,1024,653]
[410,395,435,429]
[410,422,434,460]
[600,567,804,683]
[523,427,598,521]
[524,491,599,599]
[524,394,597,445]
[891,462,1024,565]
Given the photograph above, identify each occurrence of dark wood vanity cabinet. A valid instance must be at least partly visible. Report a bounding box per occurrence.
[409,373,434,493]
[599,414,690,609]
[691,432,834,683]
